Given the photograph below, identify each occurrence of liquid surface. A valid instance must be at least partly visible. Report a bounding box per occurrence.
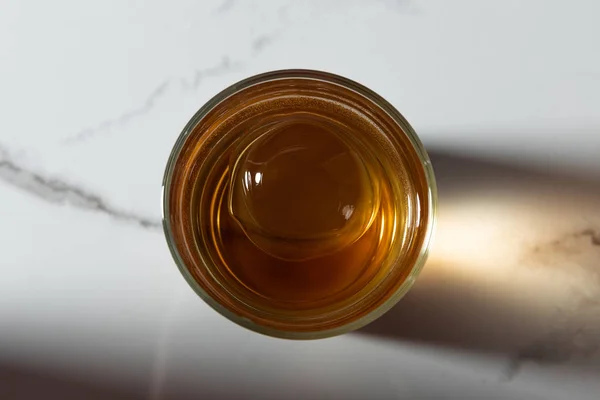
[211,113,394,303]
[228,118,378,261]
[169,76,430,324]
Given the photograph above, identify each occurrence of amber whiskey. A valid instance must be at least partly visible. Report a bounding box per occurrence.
[163,71,435,338]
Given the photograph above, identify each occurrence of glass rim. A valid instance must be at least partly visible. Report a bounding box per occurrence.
[162,69,438,339]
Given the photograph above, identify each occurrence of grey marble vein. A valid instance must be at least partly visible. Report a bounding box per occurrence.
[64,80,171,144]
[180,56,241,92]
[504,228,600,379]
[581,228,600,246]
[63,57,240,144]
[504,302,600,380]
[214,0,237,14]
[251,35,274,54]
[0,146,161,230]
[379,0,422,15]
[63,36,285,145]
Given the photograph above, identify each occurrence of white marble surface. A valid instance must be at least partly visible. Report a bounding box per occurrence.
[1,0,600,399]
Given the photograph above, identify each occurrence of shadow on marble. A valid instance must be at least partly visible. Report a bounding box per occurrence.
[357,150,600,378]
[0,363,270,400]
[0,364,139,400]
